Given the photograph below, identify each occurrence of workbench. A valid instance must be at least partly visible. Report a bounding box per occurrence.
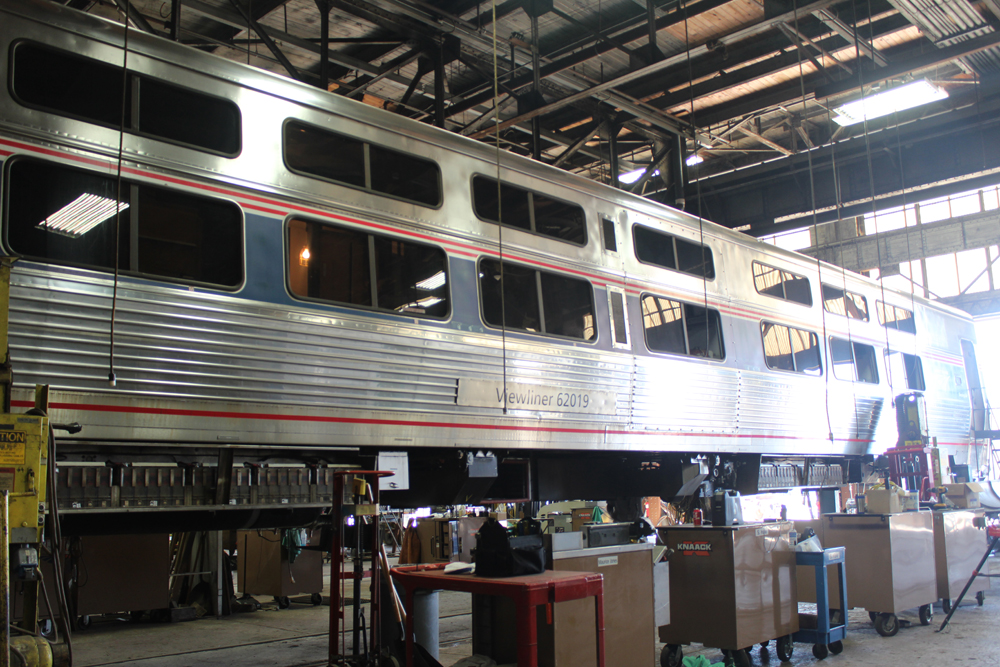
[390,564,605,667]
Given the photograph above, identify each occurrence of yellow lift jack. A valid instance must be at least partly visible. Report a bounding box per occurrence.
[0,258,71,667]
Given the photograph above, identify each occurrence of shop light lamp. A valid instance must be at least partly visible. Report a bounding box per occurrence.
[416,271,446,290]
[685,153,704,166]
[619,168,659,185]
[832,80,947,126]
[37,193,128,238]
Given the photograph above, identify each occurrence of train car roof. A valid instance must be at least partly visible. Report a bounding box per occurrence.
[4,0,974,324]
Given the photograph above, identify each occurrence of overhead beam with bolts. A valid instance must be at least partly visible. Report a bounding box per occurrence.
[181,0,393,79]
[114,0,159,34]
[739,127,793,155]
[775,22,854,79]
[346,50,422,99]
[813,9,888,67]
[815,29,1000,98]
[553,119,604,167]
[551,8,639,62]
[227,0,301,81]
[467,0,846,141]
[775,23,834,84]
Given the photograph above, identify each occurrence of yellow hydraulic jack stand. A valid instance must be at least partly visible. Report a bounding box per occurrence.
[0,259,69,667]
[0,399,69,667]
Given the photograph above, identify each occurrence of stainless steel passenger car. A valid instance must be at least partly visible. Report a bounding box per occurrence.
[0,0,984,506]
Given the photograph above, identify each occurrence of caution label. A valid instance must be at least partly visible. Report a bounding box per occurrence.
[0,431,26,465]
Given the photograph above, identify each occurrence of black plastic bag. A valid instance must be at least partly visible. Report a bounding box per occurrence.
[474,518,545,577]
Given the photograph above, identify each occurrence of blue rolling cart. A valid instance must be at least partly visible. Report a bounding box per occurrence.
[790,547,848,660]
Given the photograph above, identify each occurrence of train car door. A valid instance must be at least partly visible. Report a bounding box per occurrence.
[960,339,986,432]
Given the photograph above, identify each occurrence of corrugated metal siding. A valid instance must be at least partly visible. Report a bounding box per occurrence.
[631,359,740,432]
[9,267,635,420]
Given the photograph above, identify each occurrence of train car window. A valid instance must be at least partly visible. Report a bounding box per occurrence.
[602,218,617,252]
[822,284,869,321]
[369,144,441,207]
[533,193,586,244]
[633,225,715,279]
[876,301,916,333]
[11,42,124,127]
[761,322,821,375]
[478,259,595,340]
[541,271,595,338]
[137,78,241,155]
[11,42,241,156]
[472,178,531,232]
[675,237,715,278]
[472,177,586,245]
[6,159,242,288]
[373,236,448,316]
[884,351,926,390]
[753,262,812,306]
[284,121,441,207]
[641,294,725,359]
[830,337,879,383]
[904,353,925,390]
[285,122,366,188]
[287,218,448,317]
[136,187,242,286]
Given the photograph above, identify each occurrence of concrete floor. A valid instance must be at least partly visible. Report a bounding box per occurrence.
[69,567,999,667]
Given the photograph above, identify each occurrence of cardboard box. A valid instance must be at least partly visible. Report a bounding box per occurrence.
[571,507,595,531]
[866,488,902,514]
[415,518,458,562]
[901,492,920,512]
[943,482,984,508]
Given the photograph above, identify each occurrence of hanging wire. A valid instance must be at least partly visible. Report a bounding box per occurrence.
[108,3,132,388]
[827,108,865,446]
[893,114,917,309]
[851,0,896,401]
[492,0,508,413]
[681,0,711,353]
[792,0,834,443]
[247,0,252,65]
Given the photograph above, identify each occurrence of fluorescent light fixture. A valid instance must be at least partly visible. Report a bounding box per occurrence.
[416,271,446,290]
[619,168,659,185]
[397,296,444,313]
[37,194,128,238]
[685,153,704,166]
[833,80,948,126]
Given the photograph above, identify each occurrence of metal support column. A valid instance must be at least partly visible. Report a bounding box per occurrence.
[1,491,8,667]
[646,0,661,63]
[433,46,446,128]
[328,474,345,666]
[0,259,13,415]
[214,531,224,619]
[600,120,620,189]
[170,0,182,41]
[673,133,686,208]
[316,0,330,91]
[530,12,542,159]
